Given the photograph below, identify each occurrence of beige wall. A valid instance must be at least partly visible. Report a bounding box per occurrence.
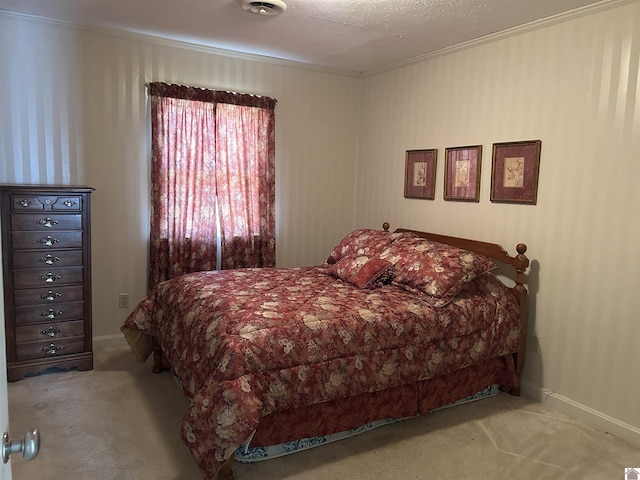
[0,13,361,338]
[356,1,640,442]
[1,0,640,449]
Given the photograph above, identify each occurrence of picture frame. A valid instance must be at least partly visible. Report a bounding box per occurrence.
[404,149,437,200]
[490,140,542,204]
[444,145,482,202]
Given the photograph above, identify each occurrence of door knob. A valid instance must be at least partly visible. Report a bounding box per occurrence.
[1,429,40,463]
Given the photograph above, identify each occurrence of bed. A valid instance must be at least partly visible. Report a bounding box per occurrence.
[121,223,529,480]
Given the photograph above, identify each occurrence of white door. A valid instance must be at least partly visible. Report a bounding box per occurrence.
[0,315,12,480]
[0,244,12,479]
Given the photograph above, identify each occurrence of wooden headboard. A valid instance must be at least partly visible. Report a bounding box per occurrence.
[382,222,530,393]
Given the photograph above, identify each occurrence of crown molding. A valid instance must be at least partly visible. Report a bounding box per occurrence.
[362,0,637,77]
[0,8,361,78]
[2,0,636,79]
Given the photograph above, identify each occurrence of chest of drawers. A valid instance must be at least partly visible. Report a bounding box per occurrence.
[0,185,94,381]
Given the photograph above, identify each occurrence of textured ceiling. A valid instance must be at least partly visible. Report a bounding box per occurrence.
[0,0,616,73]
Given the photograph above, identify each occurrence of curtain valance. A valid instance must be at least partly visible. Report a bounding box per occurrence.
[148,82,277,110]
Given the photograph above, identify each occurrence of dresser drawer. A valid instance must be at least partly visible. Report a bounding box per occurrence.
[13,285,84,306]
[11,213,82,231]
[12,250,83,270]
[11,231,82,250]
[11,195,83,212]
[13,266,84,288]
[15,320,85,343]
[14,301,85,325]
[15,336,86,361]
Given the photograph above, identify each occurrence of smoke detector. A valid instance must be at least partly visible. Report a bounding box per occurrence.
[242,0,287,16]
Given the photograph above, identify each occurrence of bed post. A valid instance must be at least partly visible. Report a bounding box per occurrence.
[152,336,164,374]
[510,243,529,396]
[218,456,235,480]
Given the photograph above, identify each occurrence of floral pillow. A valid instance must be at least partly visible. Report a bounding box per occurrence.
[328,256,394,289]
[326,229,397,264]
[380,234,496,307]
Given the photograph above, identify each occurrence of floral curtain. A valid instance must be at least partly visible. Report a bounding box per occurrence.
[148,82,276,290]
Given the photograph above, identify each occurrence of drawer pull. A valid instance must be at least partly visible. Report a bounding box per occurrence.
[39,254,61,265]
[41,309,63,319]
[19,199,32,208]
[40,326,63,337]
[63,199,77,208]
[38,236,60,247]
[41,273,61,283]
[37,217,59,228]
[42,344,62,355]
[41,290,62,302]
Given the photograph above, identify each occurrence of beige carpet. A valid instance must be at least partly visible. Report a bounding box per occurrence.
[8,339,640,480]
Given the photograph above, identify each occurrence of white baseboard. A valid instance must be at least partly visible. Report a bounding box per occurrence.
[521,380,640,449]
[93,334,128,349]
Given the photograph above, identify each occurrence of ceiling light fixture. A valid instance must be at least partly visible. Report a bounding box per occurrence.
[242,0,287,16]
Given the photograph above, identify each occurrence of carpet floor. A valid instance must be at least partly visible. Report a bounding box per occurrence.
[8,339,640,480]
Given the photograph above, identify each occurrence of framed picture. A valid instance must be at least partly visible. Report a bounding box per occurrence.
[404,149,437,200]
[444,145,482,202]
[490,140,542,204]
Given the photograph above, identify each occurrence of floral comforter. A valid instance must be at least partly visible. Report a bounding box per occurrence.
[121,266,520,479]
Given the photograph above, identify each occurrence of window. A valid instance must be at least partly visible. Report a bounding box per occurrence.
[147,83,276,290]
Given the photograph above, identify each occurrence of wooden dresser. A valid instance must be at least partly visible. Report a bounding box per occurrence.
[0,185,94,381]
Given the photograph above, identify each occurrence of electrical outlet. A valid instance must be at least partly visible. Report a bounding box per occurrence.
[119,293,130,309]
[528,335,540,354]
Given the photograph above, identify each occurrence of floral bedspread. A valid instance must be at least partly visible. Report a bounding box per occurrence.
[121,266,520,479]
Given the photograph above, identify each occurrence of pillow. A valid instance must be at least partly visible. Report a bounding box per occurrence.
[379,234,496,307]
[326,229,396,264]
[328,256,394,289]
